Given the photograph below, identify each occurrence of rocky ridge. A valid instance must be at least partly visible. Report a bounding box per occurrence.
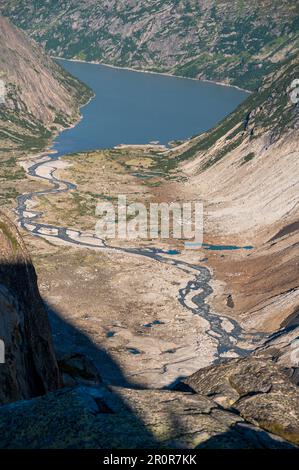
[0,16,92,152]
[169,52,299,333]
[1,0,298,90]
[0,210,60,404]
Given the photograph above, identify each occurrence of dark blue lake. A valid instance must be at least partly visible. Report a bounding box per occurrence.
[53,59,248,156]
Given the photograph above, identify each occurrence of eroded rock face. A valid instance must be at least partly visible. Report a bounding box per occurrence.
[254,326,299,385]
[179,329,299,446]
[0,212,60,404]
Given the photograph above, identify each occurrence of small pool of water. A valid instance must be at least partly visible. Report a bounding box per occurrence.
[167,250,181,255]
[185,242,253,250]
[127,347,142,355]
[203,244,253,251]
[106,331,116,338]
[143,320,165,328]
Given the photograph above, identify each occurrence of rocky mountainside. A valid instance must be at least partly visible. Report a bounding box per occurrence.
[0,16,92,152]
[179,51,299,170]
[171,52,299,334]
[0,211,60,404]
[1,1,298,90]
[0,211,297,448]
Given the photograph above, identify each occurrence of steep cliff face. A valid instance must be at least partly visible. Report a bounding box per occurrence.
[0,211,60,404]
[1,1,298,90]
[0,16,92,152]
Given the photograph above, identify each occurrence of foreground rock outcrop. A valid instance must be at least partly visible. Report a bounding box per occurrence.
[0,211,60,404]
[255,326,299,385]
[0,322,298,448]
[0,385,295,449]
[178,326,299,446]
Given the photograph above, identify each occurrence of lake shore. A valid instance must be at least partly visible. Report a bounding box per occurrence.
[52,56,251,94]
[49,58,248,154]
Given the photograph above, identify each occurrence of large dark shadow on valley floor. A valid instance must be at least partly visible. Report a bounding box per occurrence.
[0,256,159,447]
[1,259,296,449]
[45,303,297,450]
[43,301,163,448]
[46,302,143,390]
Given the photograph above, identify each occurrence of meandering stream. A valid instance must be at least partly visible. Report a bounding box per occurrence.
[14,63,263,384]
[16,152,264,379]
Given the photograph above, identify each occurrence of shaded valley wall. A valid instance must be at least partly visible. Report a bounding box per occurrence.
[0,211,60,404]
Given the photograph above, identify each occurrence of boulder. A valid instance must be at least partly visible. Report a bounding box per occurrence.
[57,351,102,387]
[178,354,299,445]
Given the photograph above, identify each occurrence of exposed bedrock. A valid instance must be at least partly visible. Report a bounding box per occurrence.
[177,326,299,446]
[0,211,60,404]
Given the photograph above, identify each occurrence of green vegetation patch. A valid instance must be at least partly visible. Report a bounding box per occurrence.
[241,152,255,165]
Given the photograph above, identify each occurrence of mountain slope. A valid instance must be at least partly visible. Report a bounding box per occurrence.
[1,1,298,90]
[178,52,299,166]
[0,16,92,152]
[172,52,299,331]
